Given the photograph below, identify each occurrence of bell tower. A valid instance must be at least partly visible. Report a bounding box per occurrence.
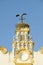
[12,13,34,65]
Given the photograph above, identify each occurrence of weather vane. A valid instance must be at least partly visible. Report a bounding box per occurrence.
[16,13,27,23]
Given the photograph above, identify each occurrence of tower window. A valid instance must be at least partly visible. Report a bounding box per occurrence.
[20,35,25,41]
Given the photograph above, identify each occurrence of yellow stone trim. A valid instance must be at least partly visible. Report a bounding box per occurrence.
[16,28,30,32]
[12,41,34,46]
[15,63,32,65]
[30,58,34,64]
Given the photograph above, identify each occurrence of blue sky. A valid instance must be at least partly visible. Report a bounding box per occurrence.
[0,0,43,52]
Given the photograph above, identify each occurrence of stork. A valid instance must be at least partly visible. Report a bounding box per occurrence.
[16,13,27,23]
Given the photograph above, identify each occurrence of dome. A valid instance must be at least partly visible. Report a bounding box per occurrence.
[39,46,43,54]
[0,46,7,54]
[16,22,29,29]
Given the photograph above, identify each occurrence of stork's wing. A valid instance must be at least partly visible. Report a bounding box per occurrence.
[16,14,20,17]
[22,13,27,16]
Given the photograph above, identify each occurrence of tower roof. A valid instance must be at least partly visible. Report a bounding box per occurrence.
[16,22,29,29]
